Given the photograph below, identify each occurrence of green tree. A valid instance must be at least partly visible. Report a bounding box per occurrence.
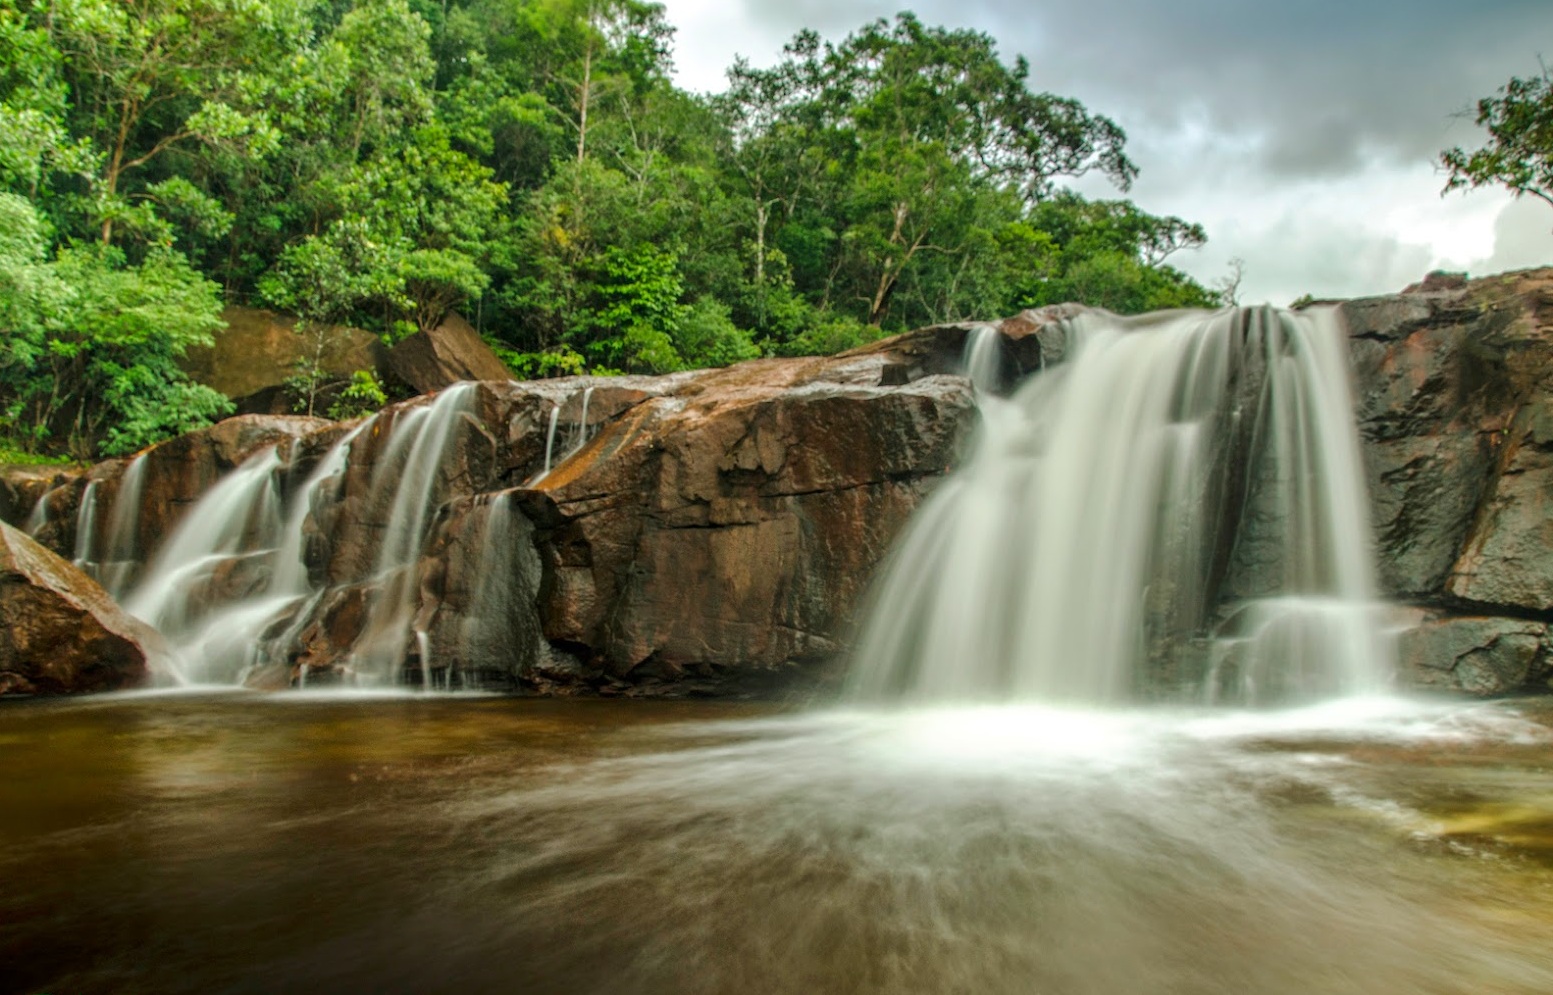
[1442,64,1553,213]
[0,193,229,457]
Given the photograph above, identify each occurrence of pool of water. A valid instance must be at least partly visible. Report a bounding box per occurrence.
[5,692,1553,994]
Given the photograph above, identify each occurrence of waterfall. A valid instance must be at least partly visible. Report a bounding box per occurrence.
[22,490,49,536]
[98,454,147,597]
[111,383,485,688]
[347,382,478,683]
[568,385,595,457]
[849,306,1392,706]
[962,325,1004,395]
[455,492,527,689]
[71,480,99,571]
[535,404,561,482]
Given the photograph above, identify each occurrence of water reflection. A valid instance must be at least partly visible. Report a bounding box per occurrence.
[4,695,1553,994]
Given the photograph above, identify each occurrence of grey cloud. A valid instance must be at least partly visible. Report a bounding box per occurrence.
[728,0,1553,179]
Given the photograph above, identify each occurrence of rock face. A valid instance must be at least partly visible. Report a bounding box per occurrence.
[519,357,974,690]
[1342,267,1553,694]
[182,307,388,415]
[10,274,1553,699]
[1,320,1004,695]
[386,313,513,394]
[0,522,161,695]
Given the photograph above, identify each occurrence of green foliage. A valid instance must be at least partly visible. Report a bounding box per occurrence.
[0,1,1231,455]
[328,369,388,419]
[677,296,760,368]
[0,192,231,457]
[0,443,77,467]
[1442,65,1553,213]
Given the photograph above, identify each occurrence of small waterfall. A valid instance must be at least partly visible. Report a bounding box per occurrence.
[850,306,1391,706]
[71,480,100,571]
[533,403,562,483]
[98,454,147,597]
[22,489,50,536]
[349,383,478,682]
[455,492,526,689]
[113,383,485,688]
[122,448,286,683]
[569,385,595,457]
[962,325,1003,394]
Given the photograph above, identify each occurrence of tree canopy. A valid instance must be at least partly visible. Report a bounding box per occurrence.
[0,2,1223,458]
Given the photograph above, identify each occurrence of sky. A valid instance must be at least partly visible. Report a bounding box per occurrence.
[657,0,1553,305]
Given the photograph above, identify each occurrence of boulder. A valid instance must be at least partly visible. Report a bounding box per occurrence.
[517,355,977,690]
[386,313,512,394]
[1395,610,1549,696]
[181,306,388,415]
[0,521,163,695]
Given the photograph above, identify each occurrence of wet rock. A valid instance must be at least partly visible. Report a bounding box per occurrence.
[128,414,332,567]
[0,521,162,695]
[1343,268,1553,602]
[1396,610,1549,696]
[181,306,387,415]
[518,359,976,685]
[1447,400,1553,611]
[386,313,512,394]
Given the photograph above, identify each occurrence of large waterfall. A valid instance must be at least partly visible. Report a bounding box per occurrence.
[849,306,1392,706]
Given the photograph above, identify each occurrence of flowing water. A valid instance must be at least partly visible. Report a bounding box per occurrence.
[110,385,482,687]
[5,693,1553,995]
[851,308,1390,705]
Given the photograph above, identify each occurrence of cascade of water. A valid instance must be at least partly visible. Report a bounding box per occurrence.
[96,454,147,597]
[569,385,595,457]
[962,325,1003,394]
[416,629,433,690]
[535,404,562,482]
[348,383,478,683]
[72,480,100,571]
[22,489,50,536]
[849,306,1391,707]
[122,448,285,683]
[456,492,524,688]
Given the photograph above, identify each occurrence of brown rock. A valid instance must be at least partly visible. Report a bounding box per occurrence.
[1343,267,1553,601]
[517,355,977,687]
[0,521,163,695]
[181,306,388,414]
[386,313,512,394]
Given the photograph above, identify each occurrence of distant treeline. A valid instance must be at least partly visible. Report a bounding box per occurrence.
[0,0,1220,458]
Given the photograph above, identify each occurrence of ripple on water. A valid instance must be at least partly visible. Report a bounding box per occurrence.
[3,694,1553,995]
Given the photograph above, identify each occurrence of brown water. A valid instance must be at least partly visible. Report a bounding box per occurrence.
[5,692,1553,995]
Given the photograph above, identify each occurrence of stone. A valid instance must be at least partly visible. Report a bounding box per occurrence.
[1342,267,1553,601]
[386,313,513,394]
[1395,610,1548,696]
[0,521,163,695]
[1447,402,1553,611]
[181,306,388,415]
[517,355,977,687]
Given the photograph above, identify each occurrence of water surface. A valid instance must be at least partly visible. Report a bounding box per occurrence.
[6,693,1553,994]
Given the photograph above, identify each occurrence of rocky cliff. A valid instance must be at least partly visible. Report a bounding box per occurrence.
[1342,268,1553,694]
[4,271,1553,697]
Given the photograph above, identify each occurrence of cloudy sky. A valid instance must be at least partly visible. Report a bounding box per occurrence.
[658,0,1553,305]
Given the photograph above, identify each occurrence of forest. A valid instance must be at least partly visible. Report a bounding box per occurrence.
[0,0,1227,458]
